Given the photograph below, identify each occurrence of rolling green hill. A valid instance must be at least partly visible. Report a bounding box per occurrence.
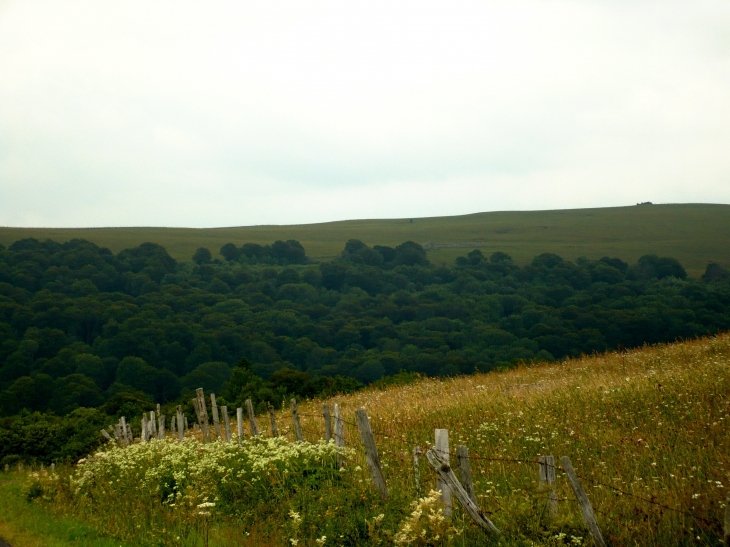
[1,203,729,277]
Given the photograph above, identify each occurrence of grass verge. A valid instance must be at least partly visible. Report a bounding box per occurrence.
[0,476,134,547]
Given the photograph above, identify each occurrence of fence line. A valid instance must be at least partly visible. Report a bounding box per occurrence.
[99,395,721,537]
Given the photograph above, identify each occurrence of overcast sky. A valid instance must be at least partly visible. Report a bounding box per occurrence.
[1,1,729,228]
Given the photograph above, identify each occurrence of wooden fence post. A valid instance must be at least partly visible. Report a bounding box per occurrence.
[156,404,161,431]
[435,429,452,518]
[120,417,129,447]
[268,404,279,437]
[177,406,184,442]
[323,404,332,441]
[355,409,388,499]
[158,415,166,440]
[561,456,607,547]
[291,398,304,442]
[141,414,148,443]
[236,407,244,444]
[195,388,211,441]
[149,411,157,438]
[539,455,557,516]
[210,393,221,439]
[100,429,114,443]
[413,446,422,498]
[246,399,259,436]
[333,403,344,467]
[425,448,500,535]
[171,415,176,434]
[221,405,232,442]
[456,445,477,505]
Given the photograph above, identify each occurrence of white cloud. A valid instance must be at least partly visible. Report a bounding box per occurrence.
[0,0,729,227]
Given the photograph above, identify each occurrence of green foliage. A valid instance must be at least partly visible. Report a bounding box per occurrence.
[2,235,730,464]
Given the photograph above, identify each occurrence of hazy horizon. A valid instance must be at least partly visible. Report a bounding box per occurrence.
[2,1,729,228]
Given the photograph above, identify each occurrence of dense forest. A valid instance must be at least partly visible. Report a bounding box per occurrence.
[1,236,730,464]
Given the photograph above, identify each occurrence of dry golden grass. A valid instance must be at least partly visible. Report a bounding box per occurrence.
[10,333,730,546]
[289,334,730,545]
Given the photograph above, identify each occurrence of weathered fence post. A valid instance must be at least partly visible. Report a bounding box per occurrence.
[156,404,161,431]
[158,415,166,440]
[435,429,452,517]
[323,404,332,441]
[561,456,607,547]
[236,407,244,444]
[413,446,422,497]
[291,398,304,442]
[210,393,221,439]
[268,404,279,437]
[171,415,176,434]
[195,388,211,441]
[246,399,259,436]
[100,429,114,443]
[149,411,157,438]
[333,403,344,467]
[355,409,388,499]
[219,405,231,442]
[120,417,129,447]
[177,406,184,442]
[425,448,500,535]
[456,445,477,505]
[141,414,148,443]
[539,455,557,516]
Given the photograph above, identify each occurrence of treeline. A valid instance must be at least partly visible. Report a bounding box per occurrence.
[1,236,730,463]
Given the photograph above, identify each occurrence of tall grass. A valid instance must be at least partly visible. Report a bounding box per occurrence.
[15,334,730,546]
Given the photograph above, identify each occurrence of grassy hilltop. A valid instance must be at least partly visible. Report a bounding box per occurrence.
[3,334,729,546]
[1,203,729,277]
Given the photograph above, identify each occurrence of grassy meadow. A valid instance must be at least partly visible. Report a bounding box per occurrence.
[1,204,729,277]
[4,333,730,546]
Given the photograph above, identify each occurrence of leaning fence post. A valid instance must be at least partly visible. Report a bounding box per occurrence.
[456,445,477,506]
[561,456,607,547]
[236,407,244,444]
[177,406,184,442]
[333,403,344,467]
[291,398,304,442]
[323,404,332,441]
[221,405,232,442]
[355,409,388,499]
[268,404,279,437]
[413,446,422,497]
[246,399,259,436]
[425,448,500,535]
[435,428,452,518]
[195,388,211,441]
[539,455,557,516]
[100,429,114,443]
[210,393,221,439]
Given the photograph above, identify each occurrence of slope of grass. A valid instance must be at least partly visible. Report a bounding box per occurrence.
[1,203,729,276]
[0,476,135,547]
[12,333,730,546]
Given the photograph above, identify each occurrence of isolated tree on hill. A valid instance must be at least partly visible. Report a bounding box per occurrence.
[193,247,212,265]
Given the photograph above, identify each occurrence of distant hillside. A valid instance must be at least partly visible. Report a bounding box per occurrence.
[1,203,729,277]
